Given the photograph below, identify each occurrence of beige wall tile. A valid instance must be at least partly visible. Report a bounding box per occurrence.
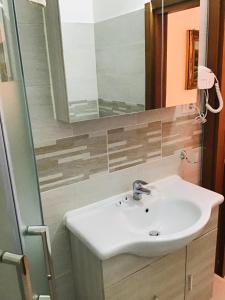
[17,23,50,86]
[162,115,202,157]
[36,133,108,191]
[14,0,43,24]
[108,121,162,172]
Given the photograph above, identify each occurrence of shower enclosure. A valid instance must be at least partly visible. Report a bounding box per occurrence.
[0,0,55,299]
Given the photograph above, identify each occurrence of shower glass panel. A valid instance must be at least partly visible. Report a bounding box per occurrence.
[0,120,23,300]
[0,0,54,298]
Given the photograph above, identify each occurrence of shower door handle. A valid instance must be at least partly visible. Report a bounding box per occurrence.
[0,250,33,300]
[26,226,56,300]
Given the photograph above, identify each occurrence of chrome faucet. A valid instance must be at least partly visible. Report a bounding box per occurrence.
[133,180,151,201]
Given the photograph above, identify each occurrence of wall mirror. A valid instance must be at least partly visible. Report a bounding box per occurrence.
[44,0,203,123]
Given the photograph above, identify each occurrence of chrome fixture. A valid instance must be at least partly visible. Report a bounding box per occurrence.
[0,250,33,300]
[26,226,56,300]
[180,150,199,164]
[34,296,51,300]
[133,180,151,201]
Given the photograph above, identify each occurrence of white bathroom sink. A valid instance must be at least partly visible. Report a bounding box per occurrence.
[64,175,224,260]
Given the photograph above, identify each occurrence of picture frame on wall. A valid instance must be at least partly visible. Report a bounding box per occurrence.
[185,29,199,90]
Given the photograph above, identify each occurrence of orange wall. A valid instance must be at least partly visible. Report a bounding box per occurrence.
[166,7,200,107]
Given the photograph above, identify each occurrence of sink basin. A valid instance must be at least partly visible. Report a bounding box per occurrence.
[124,199,201,235]
[64,175,224,260]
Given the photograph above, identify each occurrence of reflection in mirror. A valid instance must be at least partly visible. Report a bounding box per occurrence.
[44,0,203,123]
[161,0,201,107]
[185,29,199,90]
[44,0,164,123]
[61,0,147,121]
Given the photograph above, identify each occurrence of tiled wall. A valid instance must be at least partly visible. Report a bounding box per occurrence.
[36,110,201,192]
[14,0,62,148]
[69,100,99,122]
[61,23,99,105]
[40,107,202,300]
[14,0,52,132]
[35,131,108,192]
[63,8,146,122]
[95,9,145,106]
[14,2,203,300]
[99,99,145,117]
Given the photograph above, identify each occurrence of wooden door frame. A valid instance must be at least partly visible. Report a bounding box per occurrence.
[145,2,163,109]
[201,0,225,275]
[220,6,225,277]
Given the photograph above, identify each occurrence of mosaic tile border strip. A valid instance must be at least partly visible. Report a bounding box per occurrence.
[69,100,99,122]
[68,99,145,122]
[162,115,202,157]
[108,121,161,172]
[35,114,202,192]
[99,99,145,117]
[35,133,108,191]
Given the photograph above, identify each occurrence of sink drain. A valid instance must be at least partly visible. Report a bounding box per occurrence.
[149,230,160,236]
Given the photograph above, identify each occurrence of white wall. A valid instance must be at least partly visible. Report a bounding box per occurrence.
[59,0,94,23]
[59,0,148,106]
[93,0,147,22]
[59,0,148,23]
[95,9,145,106]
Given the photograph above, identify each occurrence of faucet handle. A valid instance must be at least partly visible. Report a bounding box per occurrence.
[133,180,150,201]
[133,180,148,189]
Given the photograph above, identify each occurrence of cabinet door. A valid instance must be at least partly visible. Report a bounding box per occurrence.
[185,229,217,300]
[104,249,186,300]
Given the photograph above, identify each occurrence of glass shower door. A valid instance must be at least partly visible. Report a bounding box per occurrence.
[0,0,55,299]
[0,117,32,300]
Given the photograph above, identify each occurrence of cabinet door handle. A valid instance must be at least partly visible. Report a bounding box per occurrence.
[0,250,33,300]
[187,274,193,291]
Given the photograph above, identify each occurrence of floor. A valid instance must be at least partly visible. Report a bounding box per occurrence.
[212,275,225,300]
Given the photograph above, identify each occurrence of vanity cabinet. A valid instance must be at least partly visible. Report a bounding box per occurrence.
[185,229,217,300]
[104,249,186,300]
[70,207,218,300]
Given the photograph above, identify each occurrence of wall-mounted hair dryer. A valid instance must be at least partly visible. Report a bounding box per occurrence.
[198,66,224,113]
[195,66,224,124]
